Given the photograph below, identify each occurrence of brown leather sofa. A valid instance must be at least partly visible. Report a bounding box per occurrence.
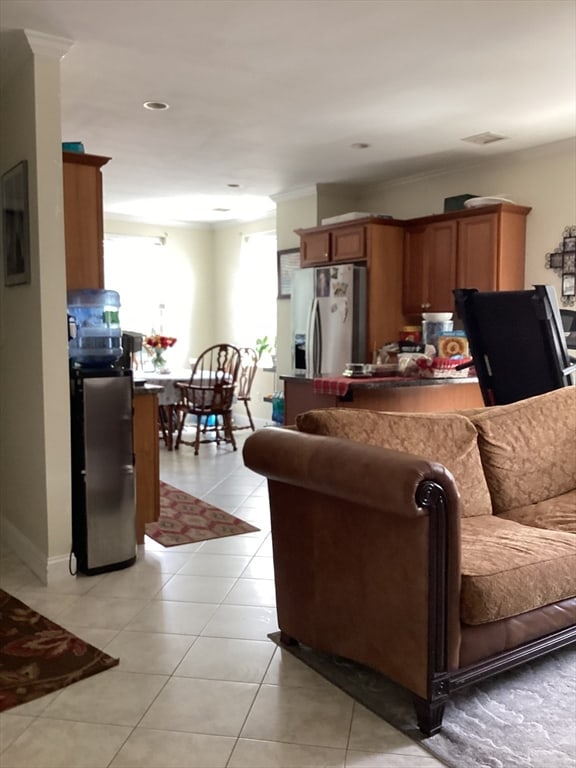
[242,386,576,735]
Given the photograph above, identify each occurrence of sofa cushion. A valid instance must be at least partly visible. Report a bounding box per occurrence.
[460,516,576,624]
[497,489,576,533]
[296,408,492,517]
[468,387,576,515]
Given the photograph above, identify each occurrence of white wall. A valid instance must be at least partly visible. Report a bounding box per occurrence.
[0,32,72,581]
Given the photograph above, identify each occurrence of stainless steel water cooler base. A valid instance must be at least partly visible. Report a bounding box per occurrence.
[70,369,136,575]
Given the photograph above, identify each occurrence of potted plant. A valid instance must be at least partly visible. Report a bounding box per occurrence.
[255,336,276,367]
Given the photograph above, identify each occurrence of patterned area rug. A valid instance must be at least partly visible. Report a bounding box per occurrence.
[145,481,260,547]
[0,590,119,712]
[270,633,576,768]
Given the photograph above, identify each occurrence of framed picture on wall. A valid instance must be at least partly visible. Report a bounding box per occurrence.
[277,247,300,299]
[2,160,30,287]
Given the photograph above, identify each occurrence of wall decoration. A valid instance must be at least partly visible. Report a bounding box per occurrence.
[545,225,576,306]
[277,247,300,299]
[2,160,31,287]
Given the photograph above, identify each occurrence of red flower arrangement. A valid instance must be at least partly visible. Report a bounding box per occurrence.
[144,334,177,351]
[144,333,177,372]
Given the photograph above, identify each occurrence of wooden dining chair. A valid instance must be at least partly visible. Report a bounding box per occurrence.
[234,346,259,431]
[174,344,241,455]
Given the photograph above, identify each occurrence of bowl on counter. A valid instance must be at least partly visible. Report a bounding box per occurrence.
[422,312,453,322]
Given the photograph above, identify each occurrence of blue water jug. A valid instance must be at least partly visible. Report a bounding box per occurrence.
[67,289,123,367]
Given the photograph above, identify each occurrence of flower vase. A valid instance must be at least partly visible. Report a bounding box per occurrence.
[153,349,169,373]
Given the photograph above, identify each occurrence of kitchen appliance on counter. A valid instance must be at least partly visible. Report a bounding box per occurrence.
[67,289,136,575]
[291,264,367,377]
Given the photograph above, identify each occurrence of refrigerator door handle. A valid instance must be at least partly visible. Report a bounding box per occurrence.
[307,297,321,377]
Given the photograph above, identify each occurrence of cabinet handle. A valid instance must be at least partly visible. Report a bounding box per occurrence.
[421,302,431,309]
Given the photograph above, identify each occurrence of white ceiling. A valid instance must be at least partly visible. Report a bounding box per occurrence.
[1,0,575,224]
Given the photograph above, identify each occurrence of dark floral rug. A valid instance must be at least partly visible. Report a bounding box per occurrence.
[0,589,119,712]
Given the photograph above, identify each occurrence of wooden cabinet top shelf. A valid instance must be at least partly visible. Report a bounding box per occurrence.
[402,202,532,227]
[63,151,111,168]
[295,216,401,236]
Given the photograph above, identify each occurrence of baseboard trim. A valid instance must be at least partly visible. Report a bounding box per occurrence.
[0,517,72,585]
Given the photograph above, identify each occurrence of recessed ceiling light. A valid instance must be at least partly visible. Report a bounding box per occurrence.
[461,132,507,145]
[213,207,231,212]
[350,142,371,150]
[143,101,170,111]
[227,183,241,188]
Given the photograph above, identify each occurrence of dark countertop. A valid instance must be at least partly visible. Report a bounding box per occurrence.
[133,383,163,395]
[281,374,478,388]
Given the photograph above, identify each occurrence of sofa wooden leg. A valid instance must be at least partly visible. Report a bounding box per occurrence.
[414,697,445,736]
[279,631,299,646]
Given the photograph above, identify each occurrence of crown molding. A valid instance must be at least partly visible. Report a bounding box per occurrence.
[24,29,73,59]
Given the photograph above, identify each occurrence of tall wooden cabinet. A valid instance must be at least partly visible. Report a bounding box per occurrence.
[63,151,110,290]
[402,203,531,317]
[296,218,405,355]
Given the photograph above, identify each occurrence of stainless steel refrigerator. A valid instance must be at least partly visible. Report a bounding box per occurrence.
[70,369,136,575]
[291,264,367,377]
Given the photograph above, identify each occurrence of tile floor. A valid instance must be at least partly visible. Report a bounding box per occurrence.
[0,431,445,768]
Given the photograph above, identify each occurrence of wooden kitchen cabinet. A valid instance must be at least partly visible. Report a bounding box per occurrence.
[297,221,368,266]
[133,390,160,544]
[296,218,405,356]
[403,220,457,315]
[63,151,110,290]
[402,203,531,317]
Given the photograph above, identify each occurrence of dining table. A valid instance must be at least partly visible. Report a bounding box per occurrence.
[138,367,193,450]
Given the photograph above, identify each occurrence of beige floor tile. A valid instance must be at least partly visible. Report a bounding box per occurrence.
[109,728,235,767]
[241,556,275,579]
[125,599,218,635]
[177,553,251,577]
[175,636,275,682]
[55,595,148,630]
[135,548,191,573]
[348,705,427,755]
[60,624,120,649]
[255,536,273,556]
[198,536,264,556]
[0,718,131,768]
[345,751,445,767]
[201,603,278,640]
[263,647,335,690]
[87,567,172,599]
[224,577,276,607]
[158,574,236,603]
[228,738,347,767]
[103,630,196,674]
[6,591,80,623]
[139,677,258,736]
[241,683,354,749]
[41,668,167,726]
[0,714,34,752]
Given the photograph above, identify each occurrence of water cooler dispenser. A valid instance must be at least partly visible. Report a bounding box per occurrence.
[68,289,136,575]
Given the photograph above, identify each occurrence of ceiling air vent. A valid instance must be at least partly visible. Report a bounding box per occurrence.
[461,132,508,145]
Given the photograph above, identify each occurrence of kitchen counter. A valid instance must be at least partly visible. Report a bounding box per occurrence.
[281,374,484,425]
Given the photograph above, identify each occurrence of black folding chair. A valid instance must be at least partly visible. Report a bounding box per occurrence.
[454,285,576,406]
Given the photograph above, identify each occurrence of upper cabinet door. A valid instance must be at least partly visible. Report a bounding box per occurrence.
[63,152,110,291]
[331,225,366,262]
[425,220,458,312]
[403,225,428,314]
[300,231,331,266]
[456,214,498,292]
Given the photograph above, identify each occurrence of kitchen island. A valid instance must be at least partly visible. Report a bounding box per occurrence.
[282,374,484,425]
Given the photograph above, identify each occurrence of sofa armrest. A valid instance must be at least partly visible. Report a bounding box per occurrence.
[243,426,463,699]
[243,426,461,517]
